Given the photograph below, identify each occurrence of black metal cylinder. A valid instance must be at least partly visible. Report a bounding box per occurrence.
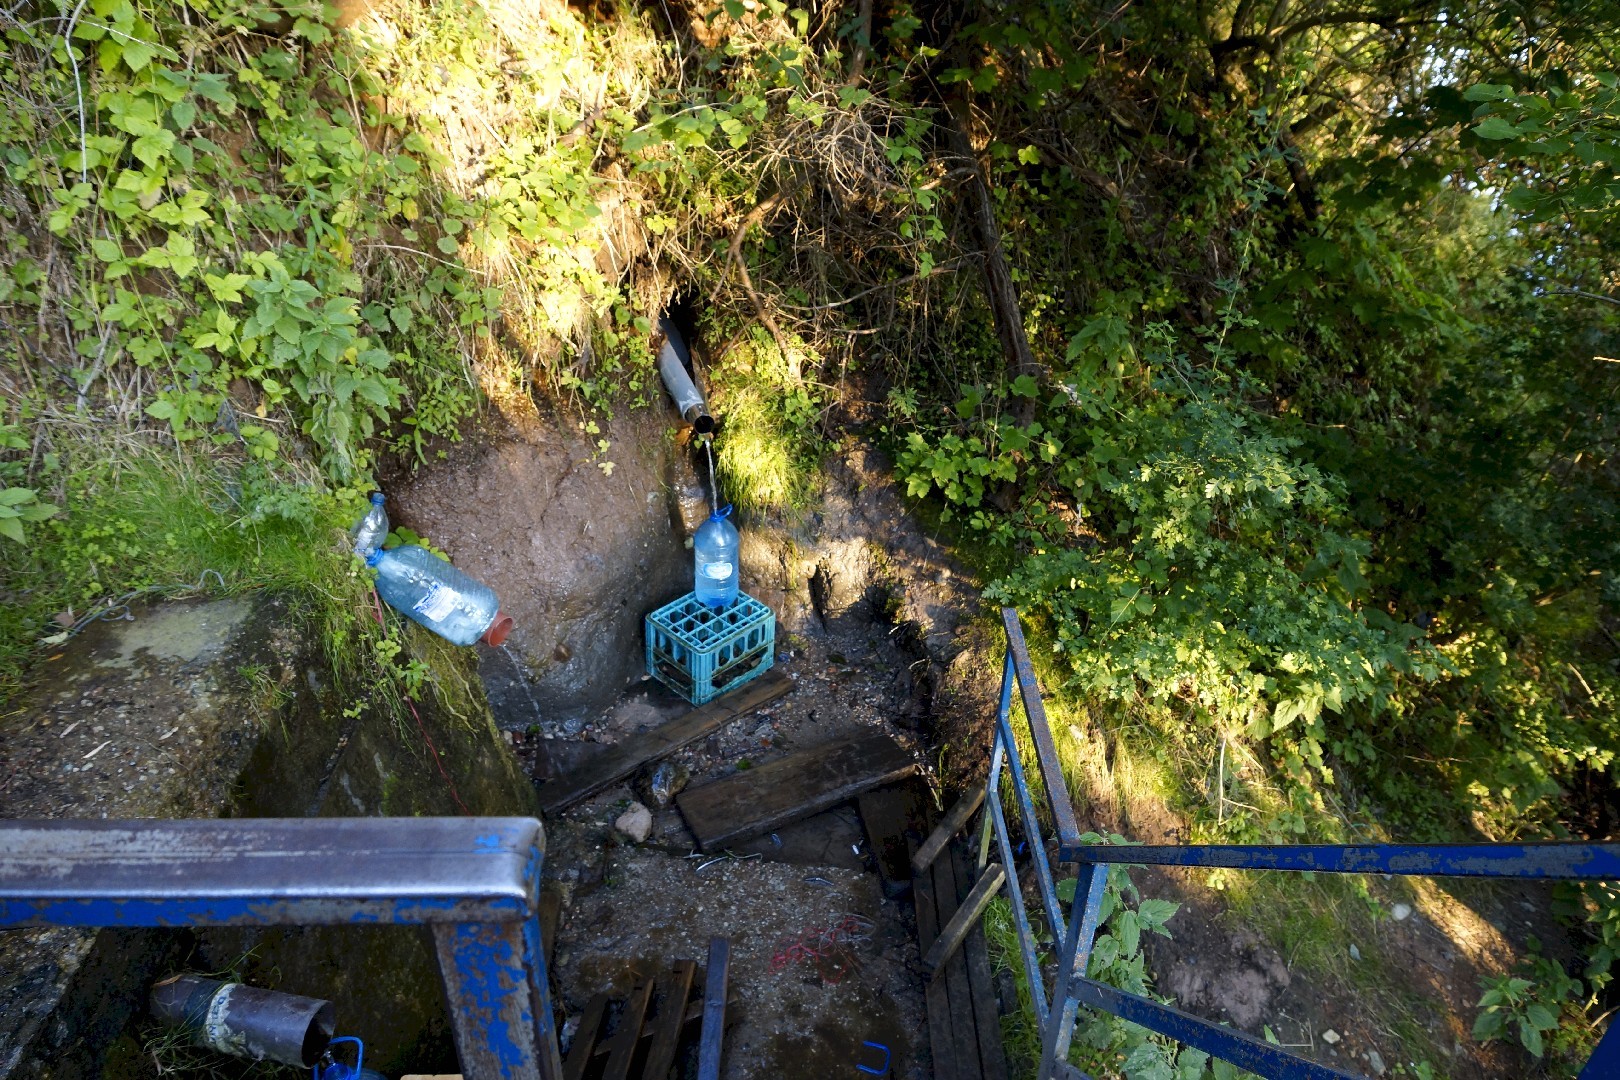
[150,974,335,1067]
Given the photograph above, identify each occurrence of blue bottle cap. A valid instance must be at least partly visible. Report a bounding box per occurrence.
[369,492,385,505]
[709,504,733,522]
[364,547,385,567]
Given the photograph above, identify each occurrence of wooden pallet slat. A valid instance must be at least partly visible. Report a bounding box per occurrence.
[602,976,656,1080]
[563,993,610,1080]
[641,958,697,1080]
[676,731,918,851]
[538,671,793,813]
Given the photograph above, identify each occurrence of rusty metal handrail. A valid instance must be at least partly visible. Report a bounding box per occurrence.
[0,817,562,1080]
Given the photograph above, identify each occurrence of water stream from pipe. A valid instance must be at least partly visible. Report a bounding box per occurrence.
[704,439,719,513]
[498,643,545,729]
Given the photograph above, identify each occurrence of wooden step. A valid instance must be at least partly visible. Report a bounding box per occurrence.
[676,731,919,852]
[908,821,1008,1080]
[536,671,792,813]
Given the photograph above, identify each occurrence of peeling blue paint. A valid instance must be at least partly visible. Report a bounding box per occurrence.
[1065,842,1620,879]
[0,818,560,1080]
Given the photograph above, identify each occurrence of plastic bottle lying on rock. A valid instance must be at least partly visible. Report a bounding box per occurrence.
[349,492,389,557]
[367,544,513,647]
[693,504,739,608]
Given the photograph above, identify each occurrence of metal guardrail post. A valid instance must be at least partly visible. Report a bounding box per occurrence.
[0,818,563,1080]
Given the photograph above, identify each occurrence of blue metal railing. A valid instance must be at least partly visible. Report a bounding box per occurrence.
[983,608,1620,1080]
[0,817,562,1080]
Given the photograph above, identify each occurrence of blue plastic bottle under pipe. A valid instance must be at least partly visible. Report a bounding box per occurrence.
[693,505,739,608]
[367,545,513,647]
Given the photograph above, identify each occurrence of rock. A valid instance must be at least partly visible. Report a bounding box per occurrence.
[1368,1049,1386,1075]
[615,802,653,843]
[1321,1029,1341,1045]
[1391,902,1413,921]
[1349,943,1361,961]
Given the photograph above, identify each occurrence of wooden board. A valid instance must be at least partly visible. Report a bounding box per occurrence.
[538,671,792,813]
[590,1002,702,1061]
[857,782,925,899]
[912,783,985,874]
[933,844,985,1079]
[677,731,919,851]
[909,829,959,1080]
[923,861,1005,974]
[956,844,1010,1080]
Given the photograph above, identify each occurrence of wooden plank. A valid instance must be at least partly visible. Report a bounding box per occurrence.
[563,993,610,1080]
[957,844,1010,1080]
[924,862,1006,974]
[934,840,984,1080]
[677,731,918,851]
[909,829,959,1080]
[857,782,923,899]
[641,959,697,1080]
[912,783,986,874]
[603,976,656,1080]
[538,671,792,813]
[697,936,730,1080]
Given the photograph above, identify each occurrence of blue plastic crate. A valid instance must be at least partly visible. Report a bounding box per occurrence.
[645,591,775,705]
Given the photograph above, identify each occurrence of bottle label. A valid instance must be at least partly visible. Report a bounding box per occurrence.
[702,561,734,581]
[414,582,458,622]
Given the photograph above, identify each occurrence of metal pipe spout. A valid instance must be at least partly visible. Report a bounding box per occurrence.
[150,974,335,1067]
[656,316,716,435]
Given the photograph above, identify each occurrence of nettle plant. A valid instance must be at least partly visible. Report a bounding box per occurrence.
[3,0,488,491]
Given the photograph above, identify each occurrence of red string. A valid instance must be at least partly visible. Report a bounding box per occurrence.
[406,691,472,816]
[769,915,874,984]
[370,586,472,816]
